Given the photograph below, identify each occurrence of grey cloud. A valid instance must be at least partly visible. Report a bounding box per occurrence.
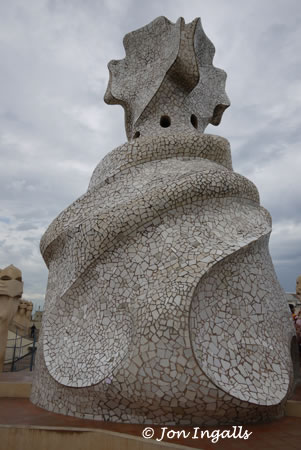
[0,0,300,310]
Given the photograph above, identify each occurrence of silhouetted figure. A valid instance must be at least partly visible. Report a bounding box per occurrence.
[30,324,36,338]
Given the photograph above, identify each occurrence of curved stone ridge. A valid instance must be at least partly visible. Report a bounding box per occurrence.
[190,236,292,406]
[41,135,264,388]
[89,133,233,189]
[104,17,230,140]
[40,135,259,293]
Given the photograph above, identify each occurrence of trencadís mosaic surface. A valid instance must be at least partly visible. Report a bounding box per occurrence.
[31,17,296,425]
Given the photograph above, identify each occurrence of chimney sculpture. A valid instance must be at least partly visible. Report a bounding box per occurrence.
[0,265,23,371]
[31,17,296,425]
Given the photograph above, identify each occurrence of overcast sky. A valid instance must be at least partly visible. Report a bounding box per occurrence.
[0,0,300,311]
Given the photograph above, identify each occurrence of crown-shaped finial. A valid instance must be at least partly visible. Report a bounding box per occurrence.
[104,16,230,140]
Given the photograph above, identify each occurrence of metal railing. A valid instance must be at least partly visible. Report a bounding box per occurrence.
[3,329,37,372]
